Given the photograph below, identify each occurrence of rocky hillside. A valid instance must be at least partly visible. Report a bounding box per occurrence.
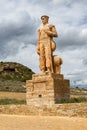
[0,62,34,92]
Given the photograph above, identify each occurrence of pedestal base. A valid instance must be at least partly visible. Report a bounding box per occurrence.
[26,73,70,106]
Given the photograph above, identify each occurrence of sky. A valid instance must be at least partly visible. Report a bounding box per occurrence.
[0,0,87,88]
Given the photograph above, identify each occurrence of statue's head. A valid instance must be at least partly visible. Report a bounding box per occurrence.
[41,15,49,20]
[41,15,49,24]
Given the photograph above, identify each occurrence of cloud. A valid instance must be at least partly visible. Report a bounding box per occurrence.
[83,58,87,66]
[0,10,38,58]
[0,0,87,88]
[29,0,52,5]
[57,27,87,50]
[2,43,39,73]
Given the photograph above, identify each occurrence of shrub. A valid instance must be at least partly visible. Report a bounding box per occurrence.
[0,99,26,105]
[60,97,87,103]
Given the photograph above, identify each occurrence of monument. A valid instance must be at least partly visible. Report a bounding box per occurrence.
[26,15,70,106]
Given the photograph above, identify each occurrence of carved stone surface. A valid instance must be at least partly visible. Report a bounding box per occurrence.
[26,73,70,106]
[36,15,62,73]
[26,15,70,106]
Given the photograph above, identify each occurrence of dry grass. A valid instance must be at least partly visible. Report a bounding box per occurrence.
[0,88,87,117]
[0,92,26,100]
[0,88,87,100]
[70,88,87,98]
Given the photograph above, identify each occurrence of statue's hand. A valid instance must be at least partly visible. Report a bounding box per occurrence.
[37,45,40,55]
[45,30,53,36]
[37,49,40,55]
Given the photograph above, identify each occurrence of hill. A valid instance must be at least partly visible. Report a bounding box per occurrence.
[0,61,34,92]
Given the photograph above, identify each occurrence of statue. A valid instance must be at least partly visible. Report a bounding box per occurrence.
[37,15,63,73]
[26,16,70,106]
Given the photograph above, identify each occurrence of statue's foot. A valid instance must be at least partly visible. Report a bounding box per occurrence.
[46,68,51,73]
[40,69,45,74]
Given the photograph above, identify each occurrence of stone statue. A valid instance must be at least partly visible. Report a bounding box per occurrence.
[26,16,69,106]
[37,15,63,73]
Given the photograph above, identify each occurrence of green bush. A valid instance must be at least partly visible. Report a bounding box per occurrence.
[60,97,87,103]
[0,99,26,105]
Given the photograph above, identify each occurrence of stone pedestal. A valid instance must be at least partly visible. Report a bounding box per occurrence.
[26,73,70,106]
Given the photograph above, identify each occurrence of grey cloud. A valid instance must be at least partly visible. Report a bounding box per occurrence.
[30,0,52,5]
[0,12,38,58]
[67,70,86,76]
[83,59,87,65]
[69,73,86,83]
[27,0,53,15]
[52,0,87,6]
[0,13,38,43]
[56,27,87,51]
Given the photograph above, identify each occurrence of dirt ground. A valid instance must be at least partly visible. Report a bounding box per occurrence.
[0,115,87,130]
[0,91,87,130]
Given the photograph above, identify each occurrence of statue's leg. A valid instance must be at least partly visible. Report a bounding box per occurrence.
[53,55,62,74]
[39,43,46,72]
[45,46,51,72]
[55,65,61,74]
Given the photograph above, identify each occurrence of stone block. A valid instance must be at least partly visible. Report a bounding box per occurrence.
[26,73,70,106]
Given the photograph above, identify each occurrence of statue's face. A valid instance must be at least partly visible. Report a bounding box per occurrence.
[41,17,48,24]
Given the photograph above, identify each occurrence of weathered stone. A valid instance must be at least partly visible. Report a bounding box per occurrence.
[26,73,70,106]
[37,15,62,73]
[26,15,70,107]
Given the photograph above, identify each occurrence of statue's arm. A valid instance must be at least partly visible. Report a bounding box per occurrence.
[36,29,40,55]
[45,25,58,37]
